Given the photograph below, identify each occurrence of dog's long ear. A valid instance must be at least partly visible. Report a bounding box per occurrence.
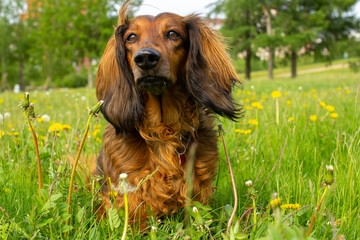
[95,2,143,135]
[184,15,242,120]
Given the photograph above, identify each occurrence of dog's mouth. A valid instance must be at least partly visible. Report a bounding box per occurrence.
[136,76,172,95]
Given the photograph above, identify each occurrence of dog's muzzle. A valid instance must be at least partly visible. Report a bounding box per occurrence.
[136,76,172,95]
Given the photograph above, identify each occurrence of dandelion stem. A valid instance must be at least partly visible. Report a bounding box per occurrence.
[307,186,328,237]
[252,198,257,225]
[25,112,43,197]
[220,129,238,233]
[275,98,279,125]
[66,115,92,226]
[121,191,129,240]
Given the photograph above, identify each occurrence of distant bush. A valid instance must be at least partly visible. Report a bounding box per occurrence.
[54,72,88,88]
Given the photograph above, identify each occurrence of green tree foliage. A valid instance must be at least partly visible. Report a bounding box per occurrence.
[213,0,359,79]
[0,0,142,89]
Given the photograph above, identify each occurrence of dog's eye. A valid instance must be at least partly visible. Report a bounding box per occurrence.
[167,30,180,40]
[126,33,137,43]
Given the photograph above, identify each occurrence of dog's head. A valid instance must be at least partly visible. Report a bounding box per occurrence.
[96,1,242,135]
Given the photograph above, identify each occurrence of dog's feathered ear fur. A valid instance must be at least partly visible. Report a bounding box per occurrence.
[95,1,144,135]
[184,15,242,120]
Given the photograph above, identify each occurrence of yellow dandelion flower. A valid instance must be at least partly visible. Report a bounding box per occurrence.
[108,190,118,198]
[11,132,20,136]
[336,87,341,92]
[57,133,61,137]
[48,122,63,132]
[8,123,12,128]
[288,116,295,122]
[270,198,281,208]
[243,98,249,103]
[304,104,308,108]
[345,89,350,94]
[62,124,71,130]
[251,102,264,110]
[280,203,301,210]
[248,119,258,126]
[95,124,102,128]
[0,131,5,138]
[48,105,52,109]
[330,113,338,119]
[93,128,101,137]
[235,129,245,134]
[271,90,282,98]
[319,101,326,108]
[326,105,335,112]
[0,98,3,104]
[244,105,253,110]
[37,117,45,123]
[244,129,252,134]
[312,89,316,93]
[313,95,318,100]
[285,91,289,95]
[245,90,251,95]
[286,100,292,105]
[310,115,317,121]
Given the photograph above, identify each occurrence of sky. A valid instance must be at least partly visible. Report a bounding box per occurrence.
[135,0,360,18]
[135,0,218,17]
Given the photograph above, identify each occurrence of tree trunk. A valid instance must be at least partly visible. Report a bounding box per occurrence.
[19,57,25,91]
[291,50,297,78]
[244,9,251,80]
[268,47,273,79]
[1,56,8,90]
[87,58,93,88]
[245,48,251,80]
[263,6,274,80]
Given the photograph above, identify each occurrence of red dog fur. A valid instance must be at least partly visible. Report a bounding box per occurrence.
[94,1,241,221]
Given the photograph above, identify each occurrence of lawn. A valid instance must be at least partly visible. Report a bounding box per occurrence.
[0,67,359,239]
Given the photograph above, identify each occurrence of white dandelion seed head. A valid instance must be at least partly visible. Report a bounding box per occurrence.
[119,173,128,179]
[4,112,11,119]
[245,180,253,187]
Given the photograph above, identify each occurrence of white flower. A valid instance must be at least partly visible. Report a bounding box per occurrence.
[81,96,86,101]
[0,113,3,121]
[4,112,11,119]
[326,165,334,172]
[193,207,198,213]
[245,180,253,187]
[119,173,128,179]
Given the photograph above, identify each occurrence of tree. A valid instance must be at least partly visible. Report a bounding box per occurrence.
[275,0,321,78]
[0,0,30,90]
[210,0,263,80]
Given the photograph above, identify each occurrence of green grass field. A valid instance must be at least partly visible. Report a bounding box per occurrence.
[0,67,359,239]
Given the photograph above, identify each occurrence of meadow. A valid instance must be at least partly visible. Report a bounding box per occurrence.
[0,67,359,239]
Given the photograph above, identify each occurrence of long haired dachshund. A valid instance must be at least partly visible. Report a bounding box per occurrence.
[95,1,241,221]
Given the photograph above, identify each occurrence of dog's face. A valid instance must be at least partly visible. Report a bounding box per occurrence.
[122,13,188,95]
[96,3,241,134]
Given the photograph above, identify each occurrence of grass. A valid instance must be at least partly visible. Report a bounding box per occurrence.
[0,66,359,239]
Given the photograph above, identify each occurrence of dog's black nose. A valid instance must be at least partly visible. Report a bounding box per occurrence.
[134,48,161,70]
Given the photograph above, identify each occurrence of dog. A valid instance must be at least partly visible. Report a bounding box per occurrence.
[94,1,241,221]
